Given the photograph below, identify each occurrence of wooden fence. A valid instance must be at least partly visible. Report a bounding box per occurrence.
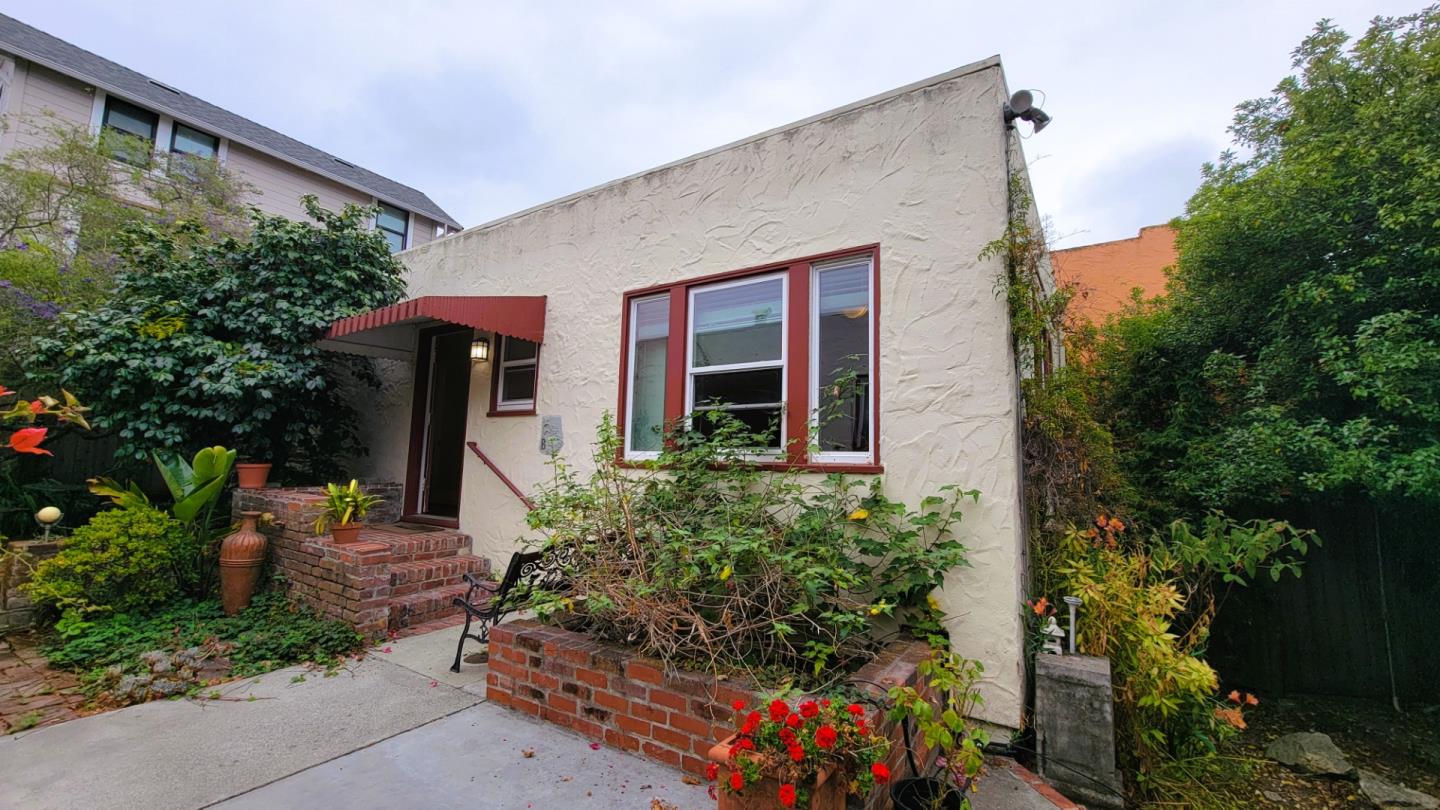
[1208,498,1437,703]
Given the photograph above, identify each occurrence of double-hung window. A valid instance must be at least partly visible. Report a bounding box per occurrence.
[493,335,539,413]
[171,123,219,159]
[376,203,409,253]
[619,246,878,469]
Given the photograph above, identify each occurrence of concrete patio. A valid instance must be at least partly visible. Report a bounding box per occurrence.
[0,625,1066,809]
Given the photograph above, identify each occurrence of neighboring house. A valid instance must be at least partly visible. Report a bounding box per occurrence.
[322,57,1047,730]
[1051,224,1177,323]
[0,13,460,249]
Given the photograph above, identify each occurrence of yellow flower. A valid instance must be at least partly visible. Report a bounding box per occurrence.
[927,595,941,612]
[719,565,733,582]
[848,508,870,521]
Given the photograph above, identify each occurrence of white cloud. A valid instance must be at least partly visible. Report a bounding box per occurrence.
[5,0,1419,243]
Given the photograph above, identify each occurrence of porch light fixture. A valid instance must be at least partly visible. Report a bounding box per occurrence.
[1004,89,1051,134]
[470,336,491,362]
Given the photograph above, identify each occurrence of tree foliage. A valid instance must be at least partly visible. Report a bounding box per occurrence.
[31,198,405,478]
[1093,8,1440,515]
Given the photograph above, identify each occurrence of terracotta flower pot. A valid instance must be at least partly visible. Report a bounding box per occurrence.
[219,511,268,615]
[235,463,272,489]
[707,735,845,810]
[330,522,363,544]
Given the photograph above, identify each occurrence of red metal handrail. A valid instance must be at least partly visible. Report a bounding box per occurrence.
[466,441,536,511]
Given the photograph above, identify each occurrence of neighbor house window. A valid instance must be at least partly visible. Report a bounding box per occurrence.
[170,123,219,159]
[102,97,158,164]
[625,295,670,457]
[494,335,539,413]
[618,246,879,468]
[376,203,408,253]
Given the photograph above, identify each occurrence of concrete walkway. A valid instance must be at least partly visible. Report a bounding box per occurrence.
[0,625,1066,809]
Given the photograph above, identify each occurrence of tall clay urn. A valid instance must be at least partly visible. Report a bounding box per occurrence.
[219,511,268,615]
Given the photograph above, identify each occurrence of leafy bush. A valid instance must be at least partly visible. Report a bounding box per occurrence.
[25,506,193,617]
[526,412,976,680]
[42,591,364,680]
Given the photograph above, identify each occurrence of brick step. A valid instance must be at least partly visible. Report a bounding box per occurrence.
[389,583,478,631]
[388,555,491,597]
[358,525,471,564]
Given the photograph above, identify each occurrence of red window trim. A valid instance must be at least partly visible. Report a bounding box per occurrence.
[487,334,541,418]
[615,244,882,472]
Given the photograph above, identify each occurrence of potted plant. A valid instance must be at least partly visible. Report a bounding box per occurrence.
[706,696,891,809]
[886,651,990,810]
[235,460,272,489]
[313,480,382,544]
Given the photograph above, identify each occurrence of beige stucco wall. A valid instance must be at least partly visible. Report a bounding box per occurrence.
[362,60,1029,727]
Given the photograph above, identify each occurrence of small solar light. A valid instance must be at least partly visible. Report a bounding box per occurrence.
[35,506,62,541]
[1063,595,1082,654]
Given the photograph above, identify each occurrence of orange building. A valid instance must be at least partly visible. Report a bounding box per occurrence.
[1051,224,1177,323]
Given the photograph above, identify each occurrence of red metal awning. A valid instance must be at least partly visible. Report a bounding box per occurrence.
[319,295,546,359]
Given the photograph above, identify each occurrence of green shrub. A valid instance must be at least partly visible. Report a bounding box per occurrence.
[25,505,193,617]
[526,412,976,680]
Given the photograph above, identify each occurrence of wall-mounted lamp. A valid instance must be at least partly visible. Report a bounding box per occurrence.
[470,336,491,362]
[35,506,62,541]
[1004,89,1052,134]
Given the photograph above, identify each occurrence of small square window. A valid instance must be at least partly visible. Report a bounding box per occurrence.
[102,97,157,165]
[495,335,539,412]
[170,123,219,159]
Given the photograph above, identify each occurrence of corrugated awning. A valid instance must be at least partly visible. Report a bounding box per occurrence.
[319,295,546,360]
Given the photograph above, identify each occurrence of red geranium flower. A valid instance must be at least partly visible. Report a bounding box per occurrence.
[788,744,804,762]
[28,399,43,414]
[741,711,761,735]
[778,784,797,808]
[735,737,755,751]
[799,700,819,719]
[729,770,745,792]
[846,703,865,717]
[732,699,746,712]
[768,699,789,722]
[814,725,838,749]
[705,762,719,781]
[820,698,831,708]
[785,713,802,729]
[778,727,797,745]
[871,762,891,783]
[7,427,50,456]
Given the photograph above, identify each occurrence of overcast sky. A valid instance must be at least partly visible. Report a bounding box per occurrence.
[5,1,1419,247]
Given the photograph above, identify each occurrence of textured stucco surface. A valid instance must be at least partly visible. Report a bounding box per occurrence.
[361,61,1030,727]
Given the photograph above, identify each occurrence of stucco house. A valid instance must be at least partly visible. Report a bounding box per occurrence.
[0,13,460,249]
[319,57,1047,730]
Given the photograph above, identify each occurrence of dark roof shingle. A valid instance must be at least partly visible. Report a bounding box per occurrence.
[0,13,460,229]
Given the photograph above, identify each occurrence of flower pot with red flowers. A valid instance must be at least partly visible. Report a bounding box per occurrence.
[886,650,990,810]
[313,480,382,545]
[706,696,891,810]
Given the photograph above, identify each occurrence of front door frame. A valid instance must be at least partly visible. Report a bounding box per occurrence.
[402,323,473,527]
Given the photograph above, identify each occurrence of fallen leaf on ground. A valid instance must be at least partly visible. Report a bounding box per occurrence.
[521,748,535,758]
[681,775,702,786]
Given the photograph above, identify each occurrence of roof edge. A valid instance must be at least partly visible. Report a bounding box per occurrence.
[1,43,462,229]
[433,55,1003,244]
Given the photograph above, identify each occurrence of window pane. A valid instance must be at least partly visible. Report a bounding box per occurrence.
[381,228,404,253]
[629,297,669,453]
[692,368,782,407]
[376,204,408,233]
[692,277,782,368]
[694,407,782,448]
[104,99,157,141]
[501,367,535,403]
[503,337,538,362]
[815,261,870,453]
[171,124,218,158]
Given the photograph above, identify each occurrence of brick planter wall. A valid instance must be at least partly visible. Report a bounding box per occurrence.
[487,620,933,808]
[0,539,62,631]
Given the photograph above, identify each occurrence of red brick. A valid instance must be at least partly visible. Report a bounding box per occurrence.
[594,690,628,713]
[604,729,640,752]
[681,755,709,776]
[625,661,663,685]
[651,724,689,750]
[547,694,578,715]
[641,741,682,768]
[541,707,575,728]
[631,701,667,724]
[511,697,541,716]
[576,668,608,689]
[616,715,650,737]
[530,671,560,691]
[668,712,712,737]
[649,688,686,711]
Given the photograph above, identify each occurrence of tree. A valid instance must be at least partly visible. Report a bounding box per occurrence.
[0,116,253,383]
[31,197,405,479]
[1094,7,1440,515]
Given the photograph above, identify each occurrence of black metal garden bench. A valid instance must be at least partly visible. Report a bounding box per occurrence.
[449,546,572,673]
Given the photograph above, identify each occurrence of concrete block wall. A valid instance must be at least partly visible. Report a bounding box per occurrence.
[0,539,61,631]
[487,619,933,808]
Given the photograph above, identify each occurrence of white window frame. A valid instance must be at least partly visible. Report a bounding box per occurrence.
[495,335,538,412]
[685,272,788,457]
[809,256,876,464]
[624,294,670,460]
